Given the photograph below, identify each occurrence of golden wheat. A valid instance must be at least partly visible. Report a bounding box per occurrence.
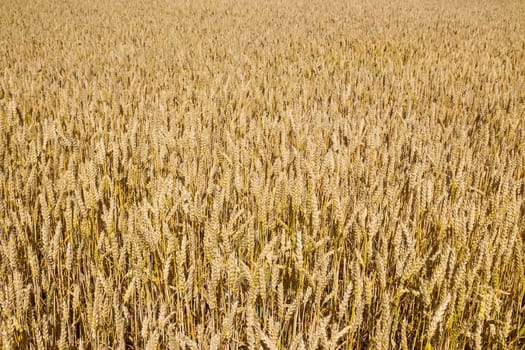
[0,0,524,349]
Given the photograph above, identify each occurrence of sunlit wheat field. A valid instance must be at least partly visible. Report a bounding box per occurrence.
[0,0,524,349]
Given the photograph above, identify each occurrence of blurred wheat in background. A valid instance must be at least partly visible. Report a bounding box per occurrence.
[0,0,524,349]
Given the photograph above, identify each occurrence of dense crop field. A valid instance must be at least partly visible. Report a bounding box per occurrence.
[0,0,524,349]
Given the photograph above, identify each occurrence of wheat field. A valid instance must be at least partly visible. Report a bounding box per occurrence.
[0,0,524,349]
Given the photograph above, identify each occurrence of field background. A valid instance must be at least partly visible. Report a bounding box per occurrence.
[0,0,524,349]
